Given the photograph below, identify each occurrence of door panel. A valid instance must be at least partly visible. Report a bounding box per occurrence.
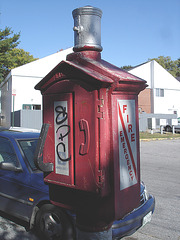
[0,137,33,219]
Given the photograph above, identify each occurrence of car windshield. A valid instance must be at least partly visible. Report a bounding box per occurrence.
[18,139,38,170]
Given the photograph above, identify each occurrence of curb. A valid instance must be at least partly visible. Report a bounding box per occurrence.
[140,137,180,142]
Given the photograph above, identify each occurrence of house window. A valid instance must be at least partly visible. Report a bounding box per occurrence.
[23,104,32,110]
[156,88,164,97]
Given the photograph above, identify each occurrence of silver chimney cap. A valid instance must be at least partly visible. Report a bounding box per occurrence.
[72,6,103,52]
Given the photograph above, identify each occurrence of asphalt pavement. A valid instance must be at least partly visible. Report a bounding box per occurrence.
[124,138,180,240]
[0,138,180,240]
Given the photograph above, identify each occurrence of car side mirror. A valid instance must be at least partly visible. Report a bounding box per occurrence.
[0,162,22,172]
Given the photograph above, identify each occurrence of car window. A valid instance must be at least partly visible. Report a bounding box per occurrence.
[0,137,19,167]
[18,139,38,170]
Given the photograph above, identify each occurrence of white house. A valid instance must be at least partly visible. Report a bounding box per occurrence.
[1,53,180,130]
[0,48,73,128]
[128,60,180,118]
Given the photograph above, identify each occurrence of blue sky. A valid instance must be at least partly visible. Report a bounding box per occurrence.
[1,0,180,67]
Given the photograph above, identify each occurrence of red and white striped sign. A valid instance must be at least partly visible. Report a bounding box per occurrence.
[118,100,138,190]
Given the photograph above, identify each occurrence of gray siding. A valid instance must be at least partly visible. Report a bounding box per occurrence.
[13,110,42,130]
[139,112,177,132]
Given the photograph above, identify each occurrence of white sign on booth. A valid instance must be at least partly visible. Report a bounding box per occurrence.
[117,100,138,191]
[54,101,70,176]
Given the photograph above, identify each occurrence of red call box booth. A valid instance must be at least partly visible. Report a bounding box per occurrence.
[35,50,147,223]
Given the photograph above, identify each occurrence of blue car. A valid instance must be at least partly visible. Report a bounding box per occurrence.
[0,129,155,240]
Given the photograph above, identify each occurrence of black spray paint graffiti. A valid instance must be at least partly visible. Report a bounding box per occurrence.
[55,105,71,162]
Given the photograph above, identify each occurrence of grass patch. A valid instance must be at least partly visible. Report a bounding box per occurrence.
[140,131,180,139]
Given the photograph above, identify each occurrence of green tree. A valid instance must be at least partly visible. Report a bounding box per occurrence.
[149,56,180,78]
[121,65,133,71]
[0,27,38,83]
[6,48,37,69]
[176,58,180,77]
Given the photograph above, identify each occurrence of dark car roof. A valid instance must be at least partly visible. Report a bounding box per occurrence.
[0,130,40,140]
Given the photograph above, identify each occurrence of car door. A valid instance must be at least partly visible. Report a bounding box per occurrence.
[0,136,33,220]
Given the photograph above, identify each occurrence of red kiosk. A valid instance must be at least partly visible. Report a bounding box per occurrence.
[35,5,147,236]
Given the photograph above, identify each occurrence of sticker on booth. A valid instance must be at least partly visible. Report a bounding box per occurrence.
[118,100,138,190]
[54,101,70,176]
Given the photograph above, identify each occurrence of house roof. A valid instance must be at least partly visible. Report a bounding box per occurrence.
[128,61,149,71]
[1,48,73,86]
[128,60,180,90]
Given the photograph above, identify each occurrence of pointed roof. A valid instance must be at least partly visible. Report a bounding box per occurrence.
[128,60,180,90]
[35,51,147,93]
[1,48,73,87]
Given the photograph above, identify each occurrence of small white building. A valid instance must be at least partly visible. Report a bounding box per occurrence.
[0,48,73,128]
[128,60,180,117]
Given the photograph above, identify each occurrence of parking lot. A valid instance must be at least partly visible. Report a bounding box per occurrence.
[0,138,180,240]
